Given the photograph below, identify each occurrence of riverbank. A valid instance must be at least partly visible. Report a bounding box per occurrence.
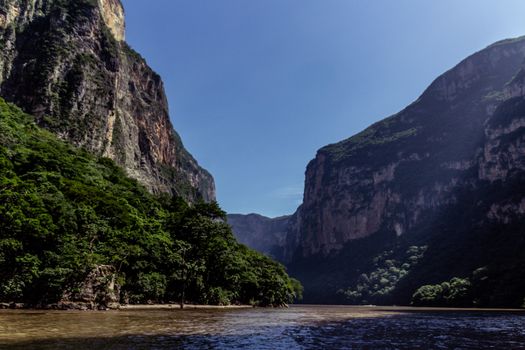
[120,304,254,310]
[0,302,255,311]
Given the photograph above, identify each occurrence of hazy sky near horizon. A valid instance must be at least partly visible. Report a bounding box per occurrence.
[121,0,525,217]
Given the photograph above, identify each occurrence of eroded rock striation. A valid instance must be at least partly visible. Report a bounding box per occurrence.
[0,0,214,201]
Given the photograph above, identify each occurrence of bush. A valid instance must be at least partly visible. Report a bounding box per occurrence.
[412,277,472,307]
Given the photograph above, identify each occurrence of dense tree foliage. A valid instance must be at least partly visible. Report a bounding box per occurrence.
[410,266,518,307]
[0,98,301,306]
[338,246,426,304]
[290,201,525,308]
[411,277,471,307]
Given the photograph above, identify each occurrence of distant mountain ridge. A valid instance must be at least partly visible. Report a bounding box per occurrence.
[227,213,290,262]
[0,0,214,201]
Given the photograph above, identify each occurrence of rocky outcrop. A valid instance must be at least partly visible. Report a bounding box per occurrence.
[0,0,214,201]
[285,36,525,261]
[59,265,120,310]
[227,214,290,262]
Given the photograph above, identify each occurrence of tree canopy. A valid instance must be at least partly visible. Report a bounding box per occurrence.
[0,98,302,306]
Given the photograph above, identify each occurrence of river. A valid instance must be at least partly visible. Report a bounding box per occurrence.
[1,305,524,349]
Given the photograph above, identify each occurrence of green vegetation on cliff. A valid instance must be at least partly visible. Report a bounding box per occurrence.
[0,98,301,306]
[411,277,471,307]
[338,246,427,304]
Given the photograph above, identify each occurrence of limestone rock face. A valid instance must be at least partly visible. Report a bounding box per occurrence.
[285,37,525,261]
[98,0,124,41]
[227,213,290,262]
[0,0,215,201]
[62,265,120,309]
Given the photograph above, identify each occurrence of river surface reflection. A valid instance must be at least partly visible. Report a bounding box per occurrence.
[1,305,525,349]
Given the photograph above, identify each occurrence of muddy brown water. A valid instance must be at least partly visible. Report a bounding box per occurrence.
[1,305,525,349]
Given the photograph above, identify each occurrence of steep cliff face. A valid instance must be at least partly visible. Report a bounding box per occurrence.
[227,214,290,262]
[479,96,525,219]
[282,37,525,306]
[0,0,214,201]
[286,37,525,261]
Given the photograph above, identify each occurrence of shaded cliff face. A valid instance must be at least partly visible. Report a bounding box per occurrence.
[283,36,525,306]
[286,37,525,261]
[0,0,214,201]
[227,214,290,262]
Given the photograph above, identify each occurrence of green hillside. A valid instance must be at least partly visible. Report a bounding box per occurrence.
[0,98,301,307]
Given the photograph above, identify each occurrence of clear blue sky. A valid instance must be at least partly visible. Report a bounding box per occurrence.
[121,0,525,217]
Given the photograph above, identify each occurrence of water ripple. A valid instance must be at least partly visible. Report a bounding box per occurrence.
[0,306,524,349]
